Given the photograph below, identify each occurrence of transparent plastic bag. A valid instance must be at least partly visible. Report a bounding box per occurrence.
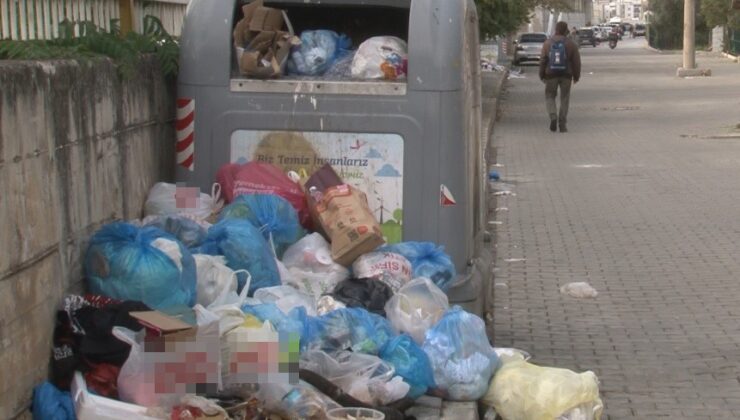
[379,242,457,292]
[301,350,408,405]
[254,285,318,316]
[379,334,435,399]
[142,214,210,248]
[287,30,352,76]
[257,381,341,420]
[281,233,350,299]
[144,182,222,221]
[483,359,603,420]
[351,36,408,80]
[384,278,449,344]
[304,307,394,355]
[352,252,412,292]
[422,307,499,401]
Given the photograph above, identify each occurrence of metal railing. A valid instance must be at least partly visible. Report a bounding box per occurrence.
[0,0,188,40]
[730,29,740,56]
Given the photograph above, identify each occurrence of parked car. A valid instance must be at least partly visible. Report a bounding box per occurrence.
[633,24,646,37]
[577,28,598,47]
[513,32,547,65]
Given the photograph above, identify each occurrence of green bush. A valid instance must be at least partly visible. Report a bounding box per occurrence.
[0,16,179,78]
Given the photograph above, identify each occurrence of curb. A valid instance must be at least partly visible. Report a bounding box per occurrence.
[722,52,739,63]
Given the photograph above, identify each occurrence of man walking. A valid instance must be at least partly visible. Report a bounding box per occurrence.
[540,21,581,133]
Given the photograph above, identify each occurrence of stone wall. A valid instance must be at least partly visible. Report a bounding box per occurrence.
[0,57,175,418]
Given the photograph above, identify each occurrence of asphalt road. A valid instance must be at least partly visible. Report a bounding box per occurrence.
[491,38,740,419]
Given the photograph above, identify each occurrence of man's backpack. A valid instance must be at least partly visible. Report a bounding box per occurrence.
[548,40,568,73]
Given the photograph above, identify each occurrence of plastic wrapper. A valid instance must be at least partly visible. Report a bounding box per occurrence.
[304,307,395,355]
[141,214,209,248]
[379,242,457,292]
[216,162,310,228]
[324,52,354,78]
[422,307,500,401]
[281,233,350,299]
[144,182,222,221]
[287,30,352,76]
[84,223,196,310]
[114,305,221,408]
[482,359,603,420]
[254,285,318,316]
[301,351,408,405]
[384,277,449,344]
[351,36,408,80]
[193,219,280,295]
[352,252,412,292]
[379,334,435,399]
[258,381,341,420]
[316,295,346,316]
[218,194,305,258]
[330,277,394,316]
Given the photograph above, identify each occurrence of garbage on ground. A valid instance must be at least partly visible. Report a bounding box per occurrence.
[384,277,449,345]
[330,277,394,316]
[306,165,385,266]
[257,381,341,419]
[194,218,280,295]
[281,232,350,299]
[316,295,346,316]
[304,307,394,355]
[254,285,317,316]
[287,30,352,76]
[193,254,238,308]
[560,282,599,299]
[218,193,305,257]
[144,182,222,222]
[379,335,436,399]
[422,306,500,401]
[84,223,197,310]
[351,36,408,80]
[379,242,456,292]
[301,350,408,405]
[483,358,603,420]
[242,302,309,346]
[216,162,310,228]
[32,381,75,420]
[327,407,386,420]
[141,214,210,248]
[352,252,413,293]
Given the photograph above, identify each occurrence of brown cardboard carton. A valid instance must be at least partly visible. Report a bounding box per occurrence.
[311,184,385,267]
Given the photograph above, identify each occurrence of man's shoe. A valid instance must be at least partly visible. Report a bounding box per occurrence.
[559,124,568,133]
[550,120,557,132]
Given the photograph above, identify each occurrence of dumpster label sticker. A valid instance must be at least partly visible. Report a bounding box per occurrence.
[440,184,457,207]
[231,130,404,243]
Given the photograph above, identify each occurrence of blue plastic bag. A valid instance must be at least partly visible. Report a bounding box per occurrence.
[242,303,309,346]
[380,334,435,399]
[287,30,352,76]
[219,194,304,258]
[32,382,76,420]
[85,223,197,310]
[304,307,395,355]
[379,242,457,292]
[194,219,280,295]
[143,215,208,248]
[422,306,500,401]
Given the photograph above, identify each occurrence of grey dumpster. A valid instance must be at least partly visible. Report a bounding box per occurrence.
[176,0,488,314]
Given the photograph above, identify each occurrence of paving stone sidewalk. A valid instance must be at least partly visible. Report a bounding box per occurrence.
[489,41,740,419]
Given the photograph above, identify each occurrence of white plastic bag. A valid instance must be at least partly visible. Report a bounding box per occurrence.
[281,233,349,299]
[194,254,237,307]
[351,36,408,80]
[254,285,318,316]
[353,252,412,292]
[114,305,222,408]
[300,350,409,405]
[560,282,599,298]
[384,277,449,344]
[144,182,223,221]
[483,359,603,420]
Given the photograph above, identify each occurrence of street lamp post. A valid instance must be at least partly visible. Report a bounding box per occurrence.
[676,0,711,77]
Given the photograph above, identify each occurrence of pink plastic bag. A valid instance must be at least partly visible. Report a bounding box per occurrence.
[216,162,311,228]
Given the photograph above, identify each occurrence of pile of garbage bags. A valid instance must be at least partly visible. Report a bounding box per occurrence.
[33,160,603,420]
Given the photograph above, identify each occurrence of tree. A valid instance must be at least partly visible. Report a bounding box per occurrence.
[700,0,740,29]
[648,0,712,49]
[476,0,573,39]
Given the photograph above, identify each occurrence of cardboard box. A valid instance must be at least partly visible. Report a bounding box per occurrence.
[233,0,293,78]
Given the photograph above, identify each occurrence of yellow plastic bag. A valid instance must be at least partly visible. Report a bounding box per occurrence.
[483,359,603,420]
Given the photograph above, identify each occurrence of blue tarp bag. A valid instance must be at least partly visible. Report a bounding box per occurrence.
[84,222,197,310]
[379,242,457,292]
[287,30,352,76]
[32,382,76,420]
[380,334,436,399]
[304,307,395,355]
[242,303,309,348]
[194,219,280,295]
[421,306,500,401]
[143,215,208,248]
[219,194,304,258]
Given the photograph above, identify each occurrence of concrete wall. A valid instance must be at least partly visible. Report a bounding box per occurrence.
[712,26,725,52]
[0,57,175,418]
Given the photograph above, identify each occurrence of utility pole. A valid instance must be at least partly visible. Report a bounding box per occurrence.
[676,0,711,77]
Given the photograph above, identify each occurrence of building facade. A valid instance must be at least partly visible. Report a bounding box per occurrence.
[592,0,648,24]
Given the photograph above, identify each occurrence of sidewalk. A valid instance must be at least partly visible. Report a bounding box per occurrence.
[490,41,740,418]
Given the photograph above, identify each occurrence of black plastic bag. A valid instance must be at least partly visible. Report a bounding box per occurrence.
[330,278,393,317]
